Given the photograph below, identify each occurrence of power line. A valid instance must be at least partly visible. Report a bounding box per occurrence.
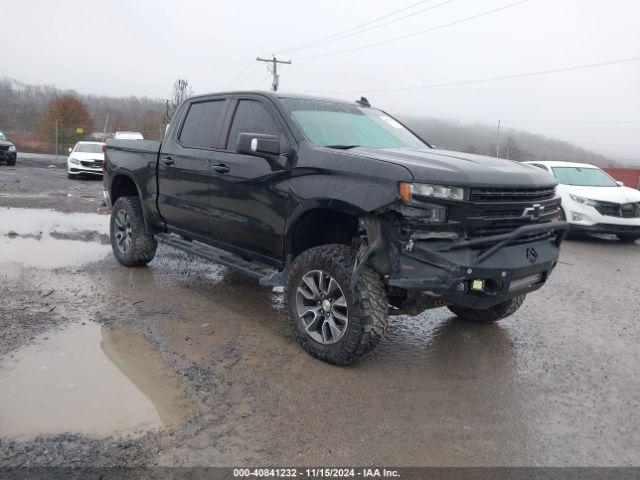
[314,56,640,94]
[275,0,433,54]
[226,61,255,88]
[278,0,456,54]
[235,64,262,89]
[293,0,529,61]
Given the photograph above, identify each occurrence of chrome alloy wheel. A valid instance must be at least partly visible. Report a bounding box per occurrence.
[114,209,132,254]
[295,270,349,345]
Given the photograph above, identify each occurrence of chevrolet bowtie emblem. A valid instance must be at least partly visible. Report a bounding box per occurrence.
[522,203,543,221]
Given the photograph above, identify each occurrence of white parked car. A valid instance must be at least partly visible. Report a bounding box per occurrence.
[525,161,640,242]
[114,131,144,140]
[67,141,105,179]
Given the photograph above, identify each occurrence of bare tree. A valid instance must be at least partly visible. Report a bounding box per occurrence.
[162,79,193,134]
[500,137,533,161]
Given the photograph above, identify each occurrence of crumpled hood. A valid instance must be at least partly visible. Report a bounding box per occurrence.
[349,147,557,188]
[559,184,640,204]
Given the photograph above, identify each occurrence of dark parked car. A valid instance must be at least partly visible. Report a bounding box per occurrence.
[103,92,567,365]
[0,131,17,166]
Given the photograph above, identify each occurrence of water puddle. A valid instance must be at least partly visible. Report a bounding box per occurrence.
[0,322,193,440]
[0,207,111,268]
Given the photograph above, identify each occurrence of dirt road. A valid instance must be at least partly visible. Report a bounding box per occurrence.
[1,160,639,467]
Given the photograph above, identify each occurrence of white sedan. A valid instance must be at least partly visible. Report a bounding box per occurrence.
[525,161,640,242]
[67,141,105,179]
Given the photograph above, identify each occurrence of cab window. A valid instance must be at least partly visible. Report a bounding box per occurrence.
[179,100,227,149]
[227,100,282,151]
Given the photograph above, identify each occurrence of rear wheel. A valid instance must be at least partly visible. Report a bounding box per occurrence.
[448,295,526,325]
[285,244,388,365]
[617,234,640,243]
[110,196,157,266]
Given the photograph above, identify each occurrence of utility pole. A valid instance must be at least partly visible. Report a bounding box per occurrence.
[256,55,291,91]
[54,119,59,160]
[102,114,110,141]
[495,120,501,158]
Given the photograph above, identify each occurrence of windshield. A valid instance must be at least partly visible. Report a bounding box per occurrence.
[551,167,619,187]
[74,143,104,154]
[0,132,6,141]
[280,98,428,149]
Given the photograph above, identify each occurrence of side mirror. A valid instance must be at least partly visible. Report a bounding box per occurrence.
[616,180,624,187]
[237,133,281,157]
[68,147,73,153]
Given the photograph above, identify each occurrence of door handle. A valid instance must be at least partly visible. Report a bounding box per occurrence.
[161,157,174,166]
[212,164,230,174]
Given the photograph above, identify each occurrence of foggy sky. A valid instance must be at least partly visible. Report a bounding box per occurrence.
[3,0,640,161]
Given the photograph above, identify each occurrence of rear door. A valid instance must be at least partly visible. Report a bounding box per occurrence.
[157,97,229,239]
[206,96,291,265]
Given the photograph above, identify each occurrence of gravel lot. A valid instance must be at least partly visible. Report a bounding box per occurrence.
[1,156,639,467]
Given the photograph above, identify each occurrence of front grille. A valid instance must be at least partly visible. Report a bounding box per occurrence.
[0,145,8,152]
[463,186,560,246]
[595,201,640,218]
[80,159,103,168]
[470,186,556,202]
[468,204,560,222]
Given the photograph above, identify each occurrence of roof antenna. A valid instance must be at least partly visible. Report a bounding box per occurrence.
[356,96,370,107]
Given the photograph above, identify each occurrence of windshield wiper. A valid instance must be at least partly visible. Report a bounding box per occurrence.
[324,144,361,150]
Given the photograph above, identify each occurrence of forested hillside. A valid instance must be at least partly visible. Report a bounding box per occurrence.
[0,77,616,166]
[401,116,613,167]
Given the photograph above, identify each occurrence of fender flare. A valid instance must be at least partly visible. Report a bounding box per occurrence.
[283,198,368,257]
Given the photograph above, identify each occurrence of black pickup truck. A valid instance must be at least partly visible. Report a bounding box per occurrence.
[103,92,567,365]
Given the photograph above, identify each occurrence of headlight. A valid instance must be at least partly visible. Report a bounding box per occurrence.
[570,194,599,207]
[68,157,80,165]
[8,145,16,152]
[399,182,466,202]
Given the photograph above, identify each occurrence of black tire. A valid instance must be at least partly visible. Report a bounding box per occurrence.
[617,234,640,243]
[6,158,16,166]
[448,295,526,325]
[285,244,388,365]
[110,196,157,266]
[68,172,76,179]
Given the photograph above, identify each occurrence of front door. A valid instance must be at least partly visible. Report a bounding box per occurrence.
[207,97,290,266]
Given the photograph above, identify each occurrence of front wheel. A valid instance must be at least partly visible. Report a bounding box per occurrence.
[6,158,16,166]
[110,196,157,266]
[448,295,526,324]
[617,234,640,243]
[285,244,389,365]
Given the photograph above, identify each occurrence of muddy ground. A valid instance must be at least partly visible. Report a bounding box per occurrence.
[1,155,639,467]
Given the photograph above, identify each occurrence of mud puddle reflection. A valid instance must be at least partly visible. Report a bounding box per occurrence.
[0,207,111,268]
[0,322,193,440]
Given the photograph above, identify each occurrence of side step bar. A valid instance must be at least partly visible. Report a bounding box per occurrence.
[154,234,284,286]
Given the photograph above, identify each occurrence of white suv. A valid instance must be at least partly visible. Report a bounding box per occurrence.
[525,161,640,242]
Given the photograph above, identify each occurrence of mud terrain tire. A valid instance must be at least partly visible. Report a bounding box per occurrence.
[448,295,526,325]
[285,244,388,365]
[110,196,157,266]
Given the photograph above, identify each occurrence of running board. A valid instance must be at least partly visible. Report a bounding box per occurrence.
[154,234,282,285]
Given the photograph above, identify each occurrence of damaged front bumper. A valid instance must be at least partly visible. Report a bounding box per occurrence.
[387,222,569,309]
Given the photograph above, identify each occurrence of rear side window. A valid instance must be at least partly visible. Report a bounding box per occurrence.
[227,100,281,151]
[179,100,226,149]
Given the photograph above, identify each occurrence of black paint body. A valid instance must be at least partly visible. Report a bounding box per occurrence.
[103,92,566,309]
